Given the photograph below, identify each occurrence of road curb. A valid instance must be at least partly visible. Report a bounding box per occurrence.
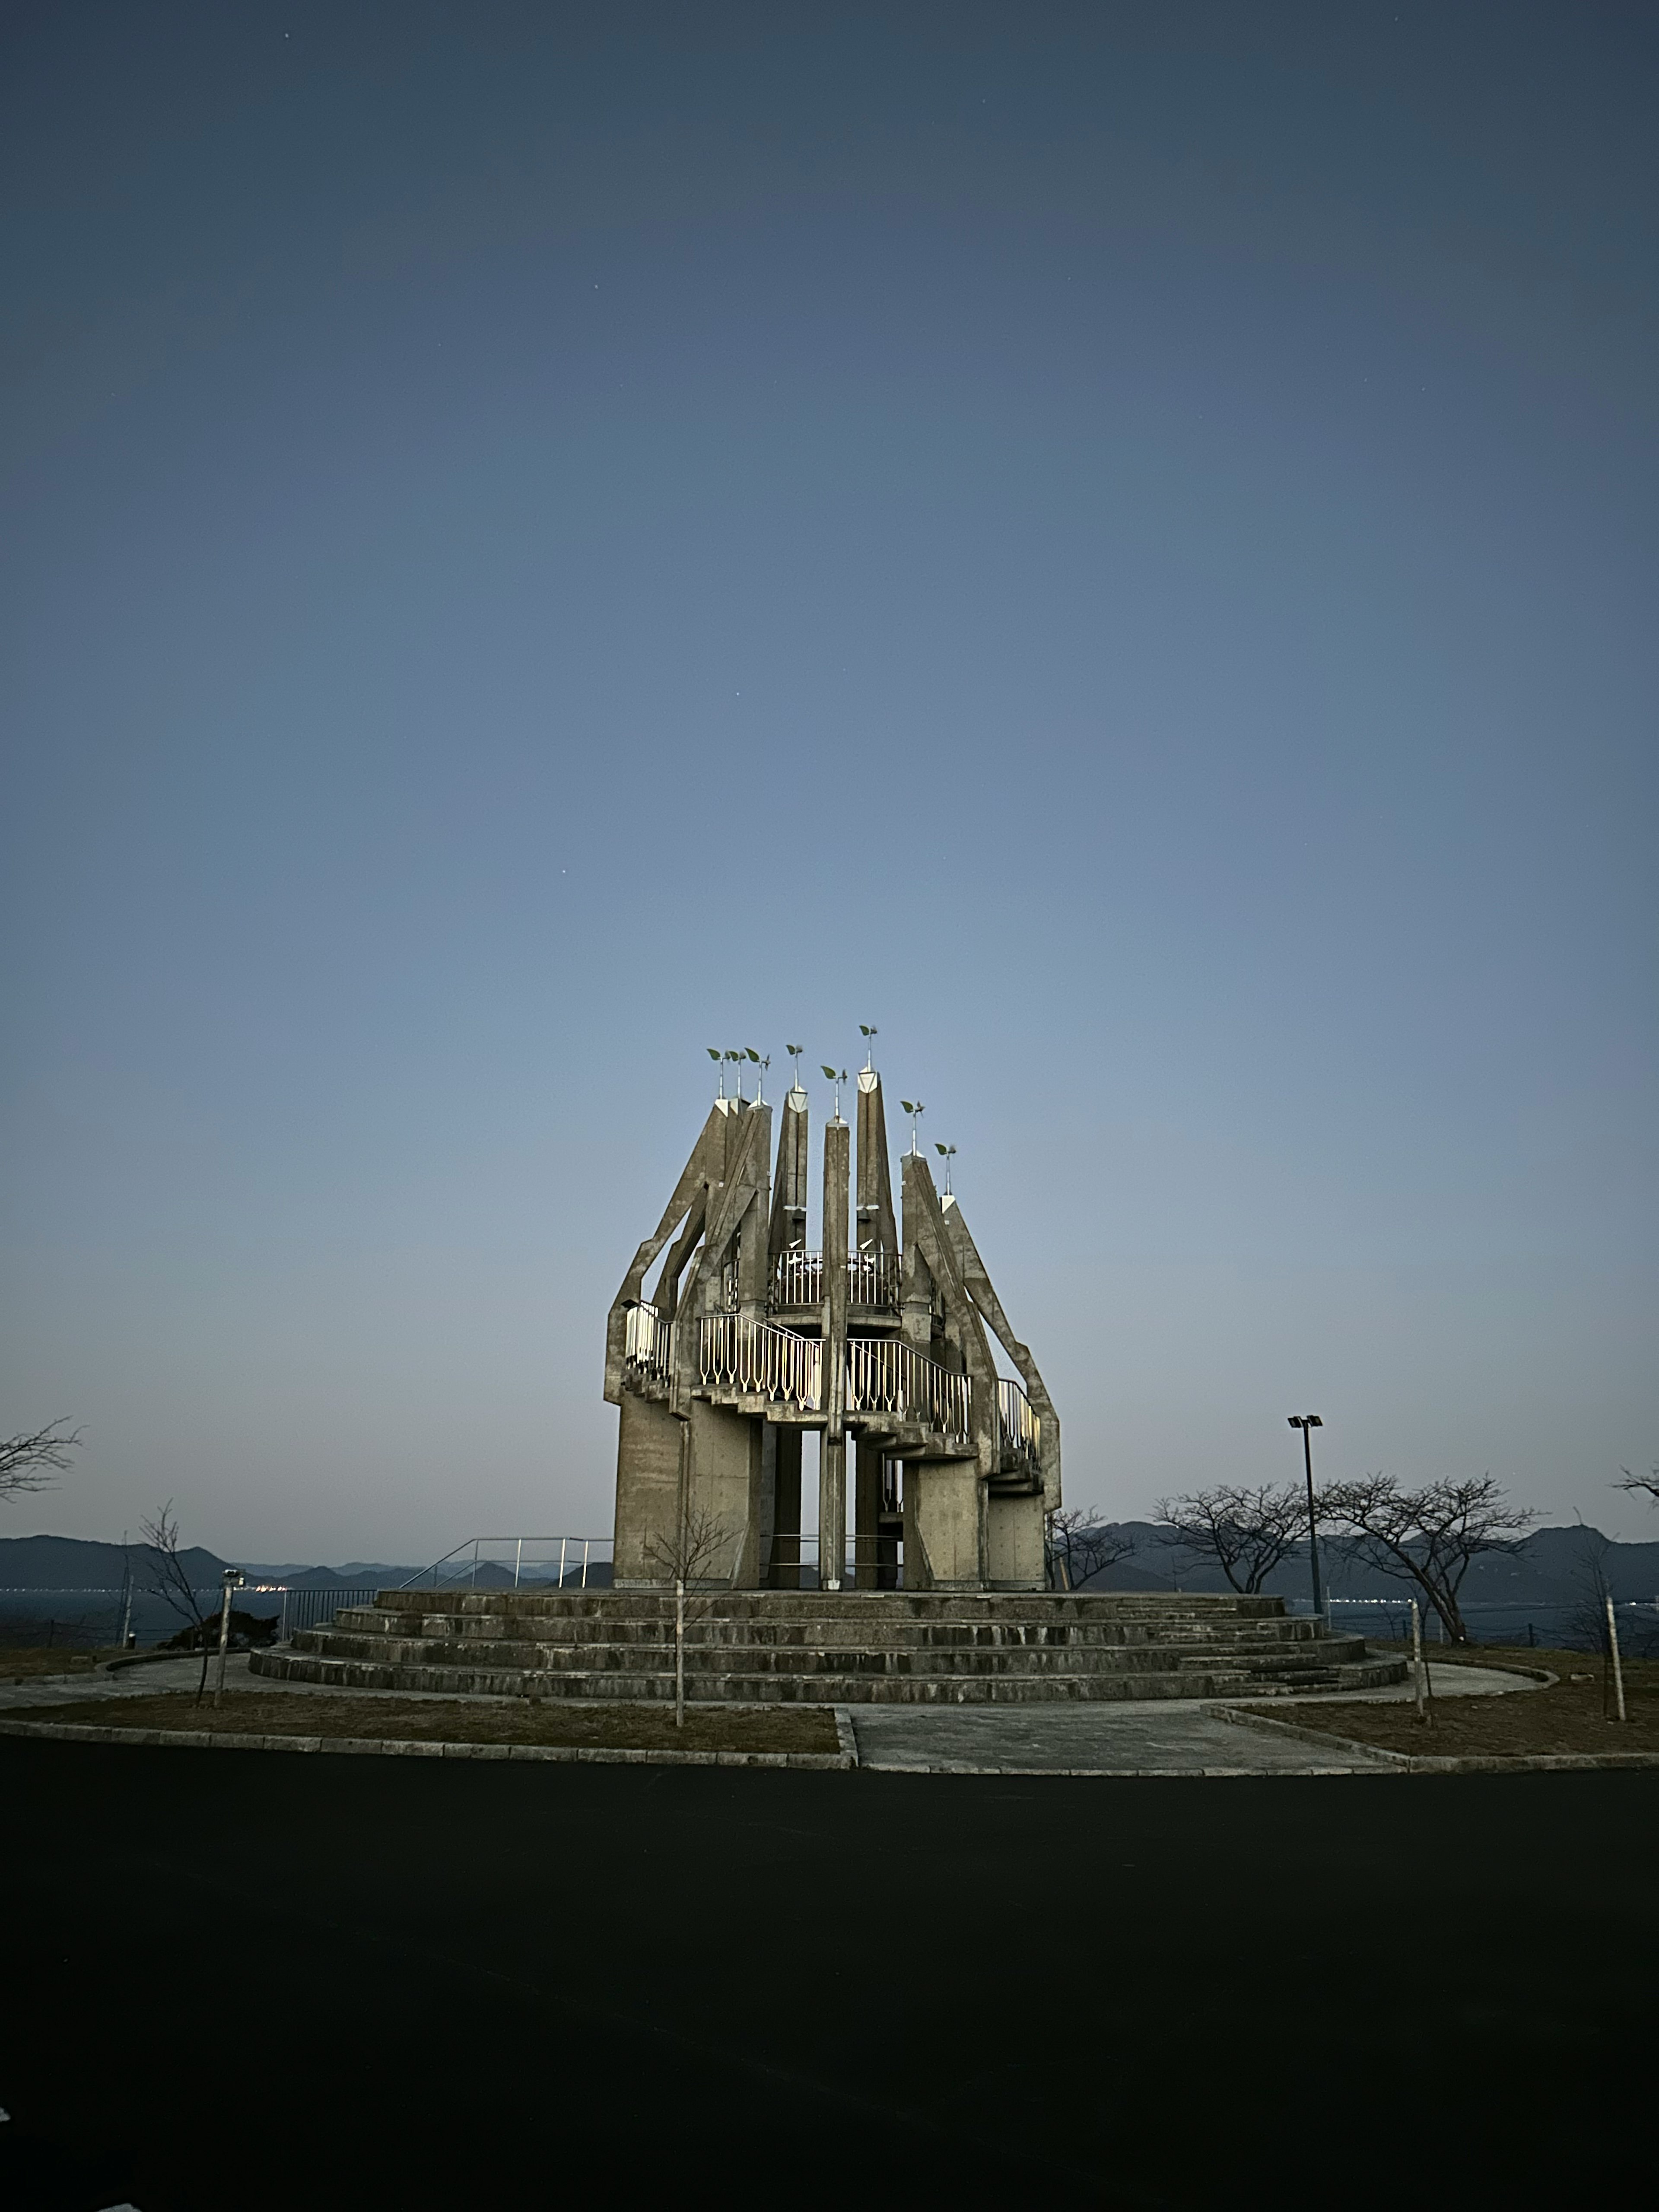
[0,1716,853,1770]
[1211,1703,1659,1773]
[849,1759,1394,1777]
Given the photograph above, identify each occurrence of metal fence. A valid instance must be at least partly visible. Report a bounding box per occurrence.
[1310,1595,1659,1652]
[845,1337,971,1443]
[699,1313,823,1408]
[997,1377,1041,1472]
[623,1300,673,1382]
[396,1537,616,1592]
[759,1531,906,1589]
[767,1249,901,1310]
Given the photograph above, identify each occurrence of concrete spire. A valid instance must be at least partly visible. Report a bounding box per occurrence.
[855,1065,898,1258]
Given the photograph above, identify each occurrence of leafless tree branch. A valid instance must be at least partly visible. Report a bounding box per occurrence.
[1154,1484,1310,1594]
[1047,1509,1135,1590]
[1318,1473,1535,1645]
[645,1505,731,1726]
[137,1500,216,1702]
[1615,1464,1659,1507]
[0,1421,83,1500]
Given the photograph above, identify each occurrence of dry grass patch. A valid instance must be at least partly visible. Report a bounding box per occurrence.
[4,1646,121,1683]
[21,1688,841,1755]
[1263,1646,1659,1759]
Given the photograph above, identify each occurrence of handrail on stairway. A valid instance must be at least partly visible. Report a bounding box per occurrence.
[397,1536,615,1591]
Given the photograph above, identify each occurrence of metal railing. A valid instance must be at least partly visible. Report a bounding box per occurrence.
[771,1248,823,1307]
[848,1248,900,1309]
[699,1314,823,1408]
[623,1300,673,1382]
[997,1377,1041,1471]
[397,1537,615,1592]
[845,1338,971,1443]
[276,1585,382,1637]
[760,1531,907,1588]
[769,1249,900,1310]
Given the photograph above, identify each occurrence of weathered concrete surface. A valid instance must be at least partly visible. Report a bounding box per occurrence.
[610,1071,1061,1596]
[612,1388,681,1584]
[253,1588,1412,1703]
[845,1701,1398,1773]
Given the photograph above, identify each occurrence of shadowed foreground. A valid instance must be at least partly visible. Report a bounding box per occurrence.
[2,1741,1653,2209]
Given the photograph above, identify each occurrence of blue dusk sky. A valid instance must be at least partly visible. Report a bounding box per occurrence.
[2,2,1655,1561]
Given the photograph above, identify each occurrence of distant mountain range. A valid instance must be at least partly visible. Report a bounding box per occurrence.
[0,1535,554,1591]
[0,1532,229,1589]
[5,1523,1656,1603]
[1079,1519,1659,1604]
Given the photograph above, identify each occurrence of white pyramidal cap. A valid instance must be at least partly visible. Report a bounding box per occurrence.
[787,1085,808,1111]
[856,1067,878,1093]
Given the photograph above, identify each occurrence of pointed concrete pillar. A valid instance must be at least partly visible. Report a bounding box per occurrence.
[769,1086,810,1259]
[855,1068,898,1262]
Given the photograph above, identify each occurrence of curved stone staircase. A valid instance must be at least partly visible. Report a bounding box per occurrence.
[250,1589,1405,1704]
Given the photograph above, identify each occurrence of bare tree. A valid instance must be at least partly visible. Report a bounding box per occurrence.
[644,1505,731,1726]
[1615,1464,1659,1507]
[138,1501,216,1703]
[0,1421,83,1502]
[1319,1474,1535,1646]
[1047,1509,1136,1590]
[1053,1504,1141,1592]
[1154,1484,1310,1595]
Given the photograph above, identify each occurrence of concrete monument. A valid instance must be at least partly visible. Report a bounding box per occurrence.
[604,1052,1059,1593]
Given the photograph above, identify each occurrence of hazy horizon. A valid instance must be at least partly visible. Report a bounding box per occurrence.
[3,3,1655,1559]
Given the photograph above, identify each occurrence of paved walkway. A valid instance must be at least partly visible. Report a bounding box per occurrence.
[845,1661,1543,1773]
[842,1701,1394,1773]
[0,1653,496,1710]
[0,1650,1544,1773]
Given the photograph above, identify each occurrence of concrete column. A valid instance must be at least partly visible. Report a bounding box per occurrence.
[855,1070,898,1260]
[819,1117,849,1591]
[772,1425,802,1589]
[769,1088,810,1258]
[855,1437,883,1589]
[820,1437,846,1592]
[736,1185,769,1316]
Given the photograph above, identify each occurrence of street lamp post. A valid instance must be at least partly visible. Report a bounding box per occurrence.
[213,1567,245,1706]
[1287,1415,1325,1624]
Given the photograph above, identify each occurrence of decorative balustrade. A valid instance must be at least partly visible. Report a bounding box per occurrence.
[771,1249,822,1308]
[845,1338,971,1444]
[997,1376,1042,1472]
[769,1249,899,1311]
[848,1248,900,1309]
[623,1301,673,1383]
[630,1297,1019,1465]
[699,1314,823,1409]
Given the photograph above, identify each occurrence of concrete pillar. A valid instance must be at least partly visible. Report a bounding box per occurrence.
[772,1425,802,1589]
[769,1087,810,1259]
[819,1117,849,1591]
[855,1437,883,1589]
[911,1458,985,1590]
[612,1392,683,1588]
[820,1437,846,1592]
[986,1490,1047,1590]
[736,1185,769,1316]
[855,1070,898,1261]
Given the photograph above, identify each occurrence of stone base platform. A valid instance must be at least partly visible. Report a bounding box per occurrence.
[250,1589,1406,1705]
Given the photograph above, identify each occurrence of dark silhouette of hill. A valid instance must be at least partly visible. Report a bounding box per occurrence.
[1076,1518,1659,1602]
[0,1532,226,1589]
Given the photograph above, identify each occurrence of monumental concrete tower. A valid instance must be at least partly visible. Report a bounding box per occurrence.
[604,1060,1061,1592]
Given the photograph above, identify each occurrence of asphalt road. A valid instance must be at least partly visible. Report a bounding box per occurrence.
[3,1739,1653,2210]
